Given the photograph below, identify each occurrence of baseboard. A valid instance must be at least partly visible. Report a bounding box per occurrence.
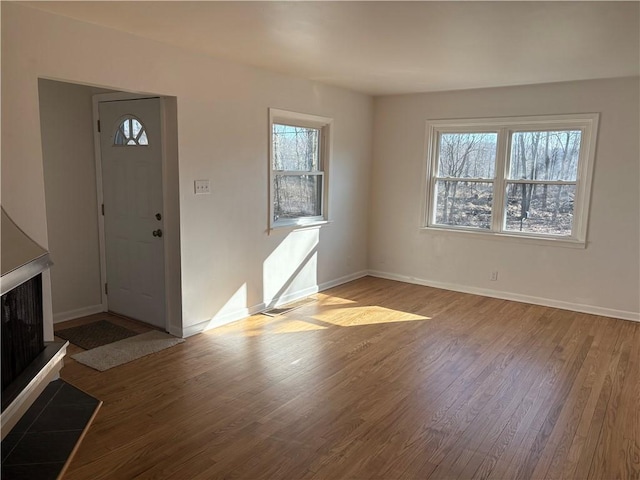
[181,302,267,338]
[368,270,640,323]
[266,286,318,310]
[180,270,369,338]
[53,304,104,324]
[318,270,369,292]
[263,270,368,309]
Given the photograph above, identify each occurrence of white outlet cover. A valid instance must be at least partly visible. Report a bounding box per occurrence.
[194,180,210,195]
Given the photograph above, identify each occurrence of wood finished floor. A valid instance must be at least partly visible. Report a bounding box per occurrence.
[55,277,640,479]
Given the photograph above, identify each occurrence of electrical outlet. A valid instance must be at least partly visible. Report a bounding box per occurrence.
[194,180,210,195]
[490,271,498,281]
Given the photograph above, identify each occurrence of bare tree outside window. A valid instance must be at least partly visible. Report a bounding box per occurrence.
[269,110,331,228]
[425,114,597,243]
[272,124,322,219]
[433,132,497,228]
[505,130,581,235]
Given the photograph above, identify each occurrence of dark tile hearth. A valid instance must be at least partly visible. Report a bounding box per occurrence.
[1,379,100,480]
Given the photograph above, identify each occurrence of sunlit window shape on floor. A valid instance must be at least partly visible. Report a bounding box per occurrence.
[114,116,149,146]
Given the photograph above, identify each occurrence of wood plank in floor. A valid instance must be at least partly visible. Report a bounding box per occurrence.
[55,277,639,480]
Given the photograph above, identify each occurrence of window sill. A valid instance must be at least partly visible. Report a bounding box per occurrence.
[419,226,587,249]
[269,219,331,234]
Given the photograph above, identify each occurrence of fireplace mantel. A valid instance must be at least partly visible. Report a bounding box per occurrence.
[1,209,52,295]
[1,208,65,440]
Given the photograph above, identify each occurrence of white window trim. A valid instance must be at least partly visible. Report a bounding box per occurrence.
[422,113,599,246]
[268,108,333,231]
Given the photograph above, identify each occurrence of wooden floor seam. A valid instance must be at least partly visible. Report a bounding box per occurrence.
[53,277,639,480]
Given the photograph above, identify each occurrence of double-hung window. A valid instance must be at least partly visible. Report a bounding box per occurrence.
[269,108,332,229]
[424,114,599,244]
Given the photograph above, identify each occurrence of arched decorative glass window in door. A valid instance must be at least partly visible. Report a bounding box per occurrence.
[114,116,149,146]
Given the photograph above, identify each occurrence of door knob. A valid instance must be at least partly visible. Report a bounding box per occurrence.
[152,229,163,237]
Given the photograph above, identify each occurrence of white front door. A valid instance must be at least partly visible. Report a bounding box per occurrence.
[99,98,166,329]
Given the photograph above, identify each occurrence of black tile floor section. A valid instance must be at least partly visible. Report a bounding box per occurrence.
[1,379,100,480]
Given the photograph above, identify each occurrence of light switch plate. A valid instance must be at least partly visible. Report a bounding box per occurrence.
[194,180,210,195]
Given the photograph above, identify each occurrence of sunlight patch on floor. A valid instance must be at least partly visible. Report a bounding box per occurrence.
[312,305,431,327]
[209,304,432,337]
[243,318,327,337]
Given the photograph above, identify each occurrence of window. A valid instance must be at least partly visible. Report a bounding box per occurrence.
[269,109,332,229]
[114,116,149,146]
[424,114,598,244]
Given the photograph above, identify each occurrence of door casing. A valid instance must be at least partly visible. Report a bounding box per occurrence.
[92,92,174,332]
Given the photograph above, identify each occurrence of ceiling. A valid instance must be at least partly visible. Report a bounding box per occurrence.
[24,1,640,96]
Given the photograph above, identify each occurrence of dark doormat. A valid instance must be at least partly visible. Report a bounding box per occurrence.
[56,319,138,350]
[1,379,101,480]
[262,297,317,317]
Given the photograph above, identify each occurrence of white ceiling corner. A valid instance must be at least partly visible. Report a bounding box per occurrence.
[23,1,640,96]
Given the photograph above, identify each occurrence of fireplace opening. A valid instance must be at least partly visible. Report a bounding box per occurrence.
[1,274,45,392]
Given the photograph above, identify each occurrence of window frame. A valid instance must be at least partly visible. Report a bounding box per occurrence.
[113,115,150,147]
[269,108,333,231]
[422,113,599,246]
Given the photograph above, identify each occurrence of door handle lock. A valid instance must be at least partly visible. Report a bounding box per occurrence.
[152,229,163,237]
[155,213,162,221]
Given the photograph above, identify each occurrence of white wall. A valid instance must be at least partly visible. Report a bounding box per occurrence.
[2,3,373,336]
[370,77,640,319]
[38,80,112,322]
[4,4,636,335]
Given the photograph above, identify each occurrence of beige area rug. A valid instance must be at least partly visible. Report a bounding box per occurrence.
[71,330,185,371]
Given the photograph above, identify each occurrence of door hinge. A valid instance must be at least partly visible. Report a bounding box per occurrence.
[104,283,108,295]
[101,203,104,216]
[97,119,101,132]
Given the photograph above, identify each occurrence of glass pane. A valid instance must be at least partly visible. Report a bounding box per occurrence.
[504,183,576,236]
[438,132,497,179]
[114,128,127,145]
[273,174,322,220]
[138,130,149,145]
[509,130,581,181]
[113,116,149,146]
[132,119,143,138]
[272,124,320,171]
[434,180,492,229]
[123,118,131,138]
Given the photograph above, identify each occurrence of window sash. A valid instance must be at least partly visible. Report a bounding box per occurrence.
[272,123,321,172]
[504,179,577,185]
[433,177,495,183]
[273,170,324,176]
[273,172,325,221]
[269,108,332,229]
[424,114,598,243]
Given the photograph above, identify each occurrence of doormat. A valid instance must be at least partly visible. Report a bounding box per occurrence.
[2,379,101,480]
[56,320,139,350]
[71,330,184,371]
[262,297,317,317]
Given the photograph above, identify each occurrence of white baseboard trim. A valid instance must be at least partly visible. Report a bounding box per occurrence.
[319,270,369,292]
[181,302,267,338]
[180,270,369,338]
[266,286,318,310]
[368,270,640,323]
[53,304,105,324]
[265,270,369,309]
